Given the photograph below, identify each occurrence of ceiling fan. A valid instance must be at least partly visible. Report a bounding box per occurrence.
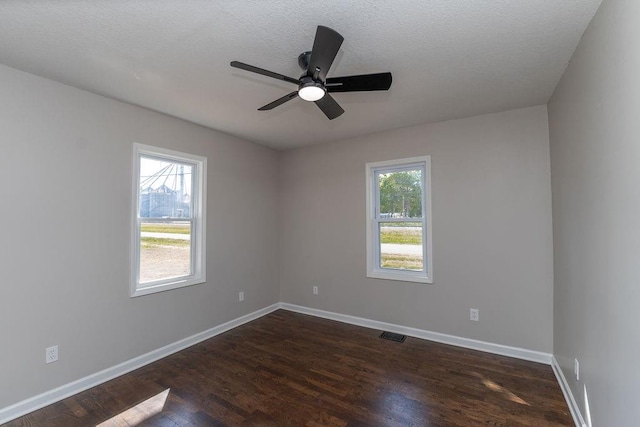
[230,25,392,120]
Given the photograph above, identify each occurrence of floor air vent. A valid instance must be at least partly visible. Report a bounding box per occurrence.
[380,331,406,343]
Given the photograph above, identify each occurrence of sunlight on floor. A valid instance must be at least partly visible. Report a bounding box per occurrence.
[96,388,170,427]
[472,372,530,406]
[584,384,592,427]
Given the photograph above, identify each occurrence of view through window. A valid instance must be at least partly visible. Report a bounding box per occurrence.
[377,167,424,271]
[139,156,193,283]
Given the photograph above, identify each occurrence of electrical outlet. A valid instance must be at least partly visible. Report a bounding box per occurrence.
[46,345,58,364]
[313,286,318,295]
[575,358,580,381]
[239,291,244,302]
[470,308,479,322]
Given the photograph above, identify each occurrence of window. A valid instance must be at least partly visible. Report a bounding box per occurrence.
[131,144,206,297]
[366,156,432,283]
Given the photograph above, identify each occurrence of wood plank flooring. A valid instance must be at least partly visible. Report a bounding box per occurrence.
[5,310,573,426]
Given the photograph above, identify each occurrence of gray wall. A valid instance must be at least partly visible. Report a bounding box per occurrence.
[0,64,280,408]
[548,0,640,424]
[280,105,555,352]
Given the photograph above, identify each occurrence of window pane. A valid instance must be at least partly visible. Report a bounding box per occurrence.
[140,156,193,219]
[379,222,423,271]
[139,221,192,284]
[377,168,423,219]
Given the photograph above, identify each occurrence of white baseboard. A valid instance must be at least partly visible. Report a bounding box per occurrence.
[279,303,553,364]
[551,355,586,427]
[0,303,280,425]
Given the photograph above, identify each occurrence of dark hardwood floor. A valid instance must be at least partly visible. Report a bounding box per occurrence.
[5,310,573,426]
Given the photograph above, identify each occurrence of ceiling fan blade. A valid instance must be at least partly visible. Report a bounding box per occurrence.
[326,72,392,93]
[230,61,301,85]
[307,26,344,81]
[258,91,299,111]
[315,94,344,120]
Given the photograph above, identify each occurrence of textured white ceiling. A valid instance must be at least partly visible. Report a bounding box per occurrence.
[0,1,601,150]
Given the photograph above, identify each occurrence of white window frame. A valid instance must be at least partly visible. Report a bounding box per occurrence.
[366,155,433,284]
[131,143,207,297]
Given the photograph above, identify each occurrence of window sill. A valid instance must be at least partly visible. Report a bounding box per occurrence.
[131,276,206,297]
[367,271,433,284]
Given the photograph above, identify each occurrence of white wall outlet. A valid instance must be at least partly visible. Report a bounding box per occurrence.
[313,286,318,295]
[575,358,580,381]
[470,308,479,321]
[239,291,244,302]
[46,345,58,364]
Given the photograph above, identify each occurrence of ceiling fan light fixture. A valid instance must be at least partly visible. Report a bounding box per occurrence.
[298,83,326,102]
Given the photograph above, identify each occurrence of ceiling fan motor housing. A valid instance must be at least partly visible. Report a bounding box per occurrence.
[298,51,326,101]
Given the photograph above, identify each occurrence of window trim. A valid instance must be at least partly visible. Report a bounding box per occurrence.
[131,143,207,297]
[365,155,433,284]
